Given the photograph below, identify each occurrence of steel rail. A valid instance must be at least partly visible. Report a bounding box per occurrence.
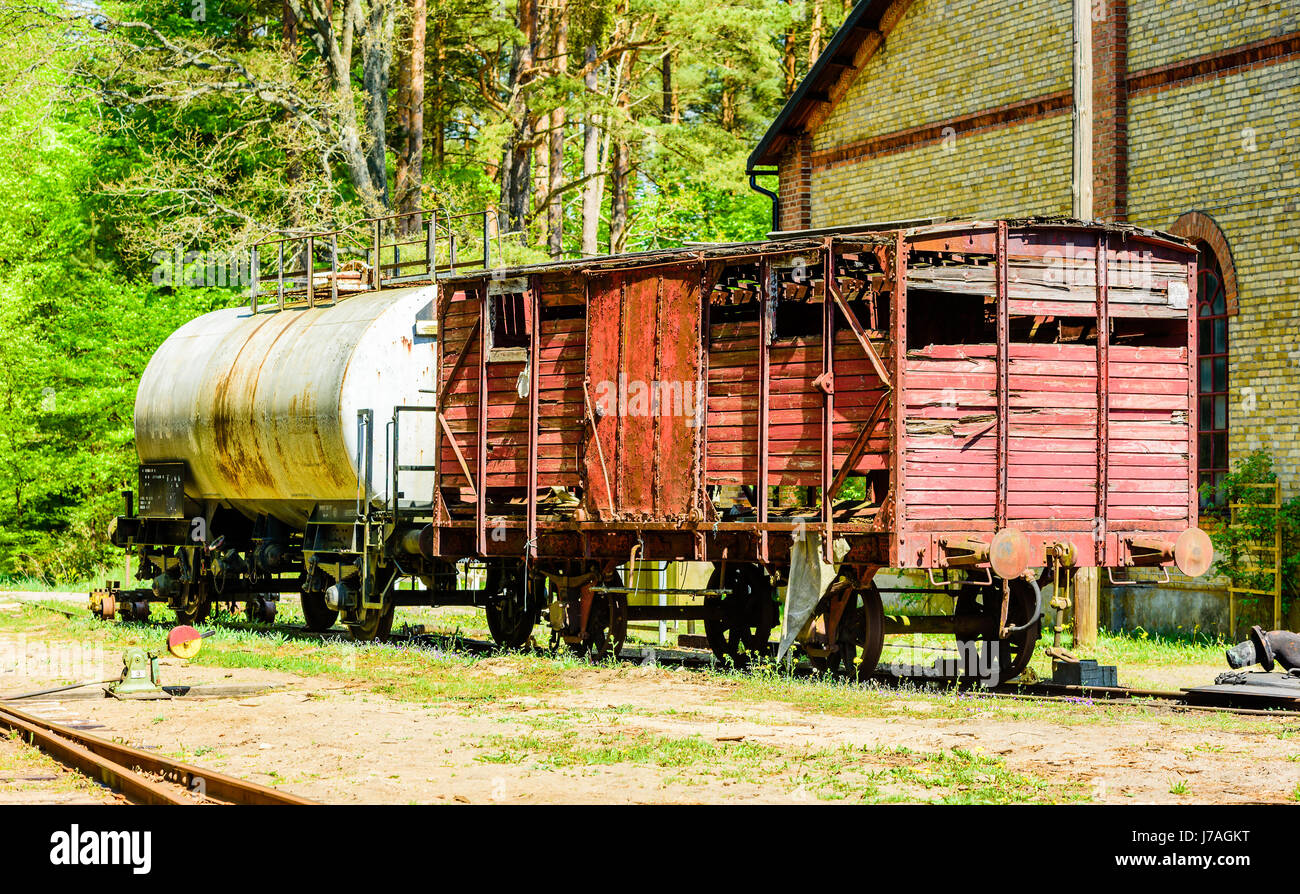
[0,702,315,806]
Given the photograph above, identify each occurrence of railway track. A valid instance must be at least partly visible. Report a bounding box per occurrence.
[0,702,314,805]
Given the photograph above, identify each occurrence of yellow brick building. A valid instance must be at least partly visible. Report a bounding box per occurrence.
[750,0,1300,633]
[754,0,1298,491]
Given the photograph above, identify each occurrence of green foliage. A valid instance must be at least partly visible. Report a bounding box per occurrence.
[0,0,845,578]
[1201,450,1300,610]
[0,31,239,581]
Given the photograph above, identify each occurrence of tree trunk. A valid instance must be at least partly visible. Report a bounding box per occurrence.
[282,1,298,57]
[289,0,384,213]
[661,51,679,124]
[361,0,396,211]
[282,0,302,223]
[808,0,825,67]
[608,47,634,254]
[783,0,798,94]
[580,43,601,256]
[395,0,426,234]
[499,0,537,236]
[609,140,629,254]
[431,4,445,166]
[546,1,567,258]
[393,11,411,225]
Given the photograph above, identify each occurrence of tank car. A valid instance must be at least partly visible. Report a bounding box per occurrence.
[105,280,440,638]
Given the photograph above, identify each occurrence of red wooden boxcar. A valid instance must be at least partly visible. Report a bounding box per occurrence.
[426,218,1212,679]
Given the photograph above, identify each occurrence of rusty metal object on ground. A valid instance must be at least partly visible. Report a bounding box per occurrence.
[1225,625,1300,673]
[0,701,315,804]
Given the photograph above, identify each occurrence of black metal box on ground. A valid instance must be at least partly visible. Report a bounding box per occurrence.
[1052,659,1118,687]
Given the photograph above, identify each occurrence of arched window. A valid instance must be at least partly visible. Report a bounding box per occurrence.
[1196,244,1229,506]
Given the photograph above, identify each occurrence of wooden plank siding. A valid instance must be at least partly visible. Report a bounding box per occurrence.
[439,274,587,490]
[897,227,1196,562]
[425,222,1198,570]
[1105,344,1192,529]
[706,320,888,486]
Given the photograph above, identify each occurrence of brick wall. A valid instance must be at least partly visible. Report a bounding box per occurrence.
[777,134,812,231]
[810,114,1074,223]
[813,0,1073,155]
[1127,0,1299,71]
[1092,0,1129,220]
[1125,39,1300,488]
[805,0,1074,226]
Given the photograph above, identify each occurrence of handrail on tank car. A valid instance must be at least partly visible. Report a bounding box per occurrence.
[389,404,440,521]
[248,206,495,312]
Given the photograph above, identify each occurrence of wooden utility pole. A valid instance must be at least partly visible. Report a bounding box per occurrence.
[1071,0,1094,219]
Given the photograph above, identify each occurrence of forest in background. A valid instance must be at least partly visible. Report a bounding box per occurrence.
[0,0,851,581]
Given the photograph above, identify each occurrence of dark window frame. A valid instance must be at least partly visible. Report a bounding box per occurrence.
[1196,245,1230,507]
[486,278,532,363]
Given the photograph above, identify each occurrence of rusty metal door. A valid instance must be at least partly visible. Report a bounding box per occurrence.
[584,268,703,522]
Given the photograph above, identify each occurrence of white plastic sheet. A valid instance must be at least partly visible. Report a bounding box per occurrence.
[777,533,849,662]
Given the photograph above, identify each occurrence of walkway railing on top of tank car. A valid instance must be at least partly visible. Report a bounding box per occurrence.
[249,207,496,312]
[250,223,370,312]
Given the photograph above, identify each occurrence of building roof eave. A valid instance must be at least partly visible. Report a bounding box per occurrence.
[747,0,900,171]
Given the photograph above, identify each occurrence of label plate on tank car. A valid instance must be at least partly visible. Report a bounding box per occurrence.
[137,463,186,518]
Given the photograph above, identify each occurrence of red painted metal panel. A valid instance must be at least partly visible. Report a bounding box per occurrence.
[583,273,623,520]
[584,268,703,521]
[654,267,705,517]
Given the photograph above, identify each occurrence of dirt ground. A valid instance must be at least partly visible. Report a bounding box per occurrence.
[3,592,1299,805]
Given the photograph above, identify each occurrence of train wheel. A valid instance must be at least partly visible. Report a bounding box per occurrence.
[96,591,117,620]
[174,601,210,626]
[607,593,628,657]
[127,600,152,623]
[704,566,776,668]
[954,580,1040,685]
[855,584,886,681]
[805,585,884,680]
[484,561,541,650]
[300,592,338,632]
[346,604,395,642]
[560,572,621,661]
[173,583,210,626]
[486,596,538,650]
[566,590,613,661]
[244,598,277,625]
